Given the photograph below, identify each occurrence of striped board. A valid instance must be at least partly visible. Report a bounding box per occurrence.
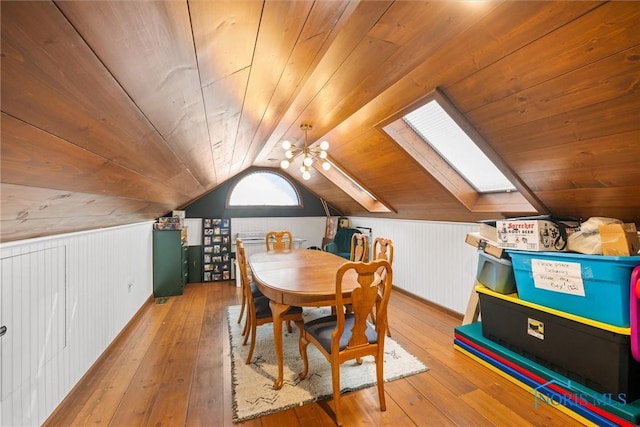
[454,322,640,426]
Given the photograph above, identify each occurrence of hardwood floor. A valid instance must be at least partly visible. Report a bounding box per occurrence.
[44,281,584,426]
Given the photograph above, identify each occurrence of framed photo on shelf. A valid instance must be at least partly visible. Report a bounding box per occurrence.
[202,217,232,282]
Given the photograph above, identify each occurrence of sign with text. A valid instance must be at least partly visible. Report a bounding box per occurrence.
[531,258,585,296]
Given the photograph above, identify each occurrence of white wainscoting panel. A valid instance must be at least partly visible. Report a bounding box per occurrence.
[1,246,66,426]
[0,222,153,426]
[231,217,327,249]
[348,217,479,314]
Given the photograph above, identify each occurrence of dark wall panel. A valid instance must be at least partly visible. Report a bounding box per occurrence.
[183,167,341,218]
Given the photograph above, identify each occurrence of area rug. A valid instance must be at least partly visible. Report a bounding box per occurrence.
[227,305,429,423]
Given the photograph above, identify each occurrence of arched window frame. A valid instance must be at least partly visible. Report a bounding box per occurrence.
[226,170,303,208]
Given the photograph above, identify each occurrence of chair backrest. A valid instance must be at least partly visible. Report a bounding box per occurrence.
[372,238,393,288]
[334,260,393,350]
[265,230,293,251]
[372,238,394,265]
[235,239,253,301]
[350,233,369,262]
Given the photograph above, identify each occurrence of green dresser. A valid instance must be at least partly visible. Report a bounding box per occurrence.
[153,230,187,297]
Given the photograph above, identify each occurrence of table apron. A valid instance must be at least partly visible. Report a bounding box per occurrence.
[255,282,350,307]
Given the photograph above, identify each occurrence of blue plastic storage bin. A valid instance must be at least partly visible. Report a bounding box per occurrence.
[508,250,640,327]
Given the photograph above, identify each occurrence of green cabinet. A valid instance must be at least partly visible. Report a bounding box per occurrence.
[187,245,203,283]
[153,230,187,297]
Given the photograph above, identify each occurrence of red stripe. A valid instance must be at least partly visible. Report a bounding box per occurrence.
[454,332,634,426]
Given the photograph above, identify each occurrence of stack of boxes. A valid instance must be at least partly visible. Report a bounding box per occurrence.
[153,210,186,230]
[460,217,640,425]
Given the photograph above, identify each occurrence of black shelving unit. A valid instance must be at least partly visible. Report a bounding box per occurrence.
[202,218,231,282]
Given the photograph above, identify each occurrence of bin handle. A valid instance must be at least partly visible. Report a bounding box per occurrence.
[631,266,640,362]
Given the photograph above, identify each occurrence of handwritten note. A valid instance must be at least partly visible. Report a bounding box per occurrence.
[531,258,585,297]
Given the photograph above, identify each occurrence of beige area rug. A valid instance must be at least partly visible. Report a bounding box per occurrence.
[227,304,429,423]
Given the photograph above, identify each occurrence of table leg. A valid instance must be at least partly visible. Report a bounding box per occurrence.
[269,300,290,390]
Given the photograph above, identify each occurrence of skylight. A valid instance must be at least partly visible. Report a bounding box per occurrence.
[403,100,516,193]
[382,88,541,214]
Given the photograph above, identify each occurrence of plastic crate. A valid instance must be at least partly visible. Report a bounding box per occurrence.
[476,250,516,294]
[478,287,640,401]
[508,250,640,327]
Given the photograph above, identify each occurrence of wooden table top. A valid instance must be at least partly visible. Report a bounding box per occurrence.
[248,249,358,306]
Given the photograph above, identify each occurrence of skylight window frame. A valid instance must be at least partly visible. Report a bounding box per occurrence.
[403,100,516,194]
[312,158,394,213]
[381,88,546,214]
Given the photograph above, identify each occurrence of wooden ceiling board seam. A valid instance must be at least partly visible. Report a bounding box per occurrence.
[319,0,504,147]
[0,113,192,204]
[189,0,265,182]
[227,1,315,177]
[489,92,640,154]
[467,45,640,134]
[238,1,354,172]
[254,0,392,164]
[0,2,200,191]
[450,1,640,112]
[56,0,215,189]
[324,1,605,148]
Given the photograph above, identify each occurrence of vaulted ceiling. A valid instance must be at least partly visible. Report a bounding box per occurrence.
[2,1,639,242]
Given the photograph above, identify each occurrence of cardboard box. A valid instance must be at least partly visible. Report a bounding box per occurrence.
[155,216,183,230]
[599,223,640,256]
[465,232,505,259]
[496,219,577,251]
[478,222,497,242]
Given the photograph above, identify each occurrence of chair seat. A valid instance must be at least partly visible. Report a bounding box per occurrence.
[254,295,303,319]
[304,313,377,354]
[250,281,263,297]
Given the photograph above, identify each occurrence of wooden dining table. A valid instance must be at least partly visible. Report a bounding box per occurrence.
[248,249,360,390]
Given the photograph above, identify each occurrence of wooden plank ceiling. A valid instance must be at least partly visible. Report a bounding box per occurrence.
[2,1,639,242]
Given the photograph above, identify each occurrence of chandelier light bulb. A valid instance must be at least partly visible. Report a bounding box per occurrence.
[281,123,331,180]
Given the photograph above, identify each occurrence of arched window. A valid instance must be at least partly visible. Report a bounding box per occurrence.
[227,171,302,207]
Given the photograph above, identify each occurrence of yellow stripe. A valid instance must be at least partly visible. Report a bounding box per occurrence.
[475,284,630,335]
[453,344,599,427]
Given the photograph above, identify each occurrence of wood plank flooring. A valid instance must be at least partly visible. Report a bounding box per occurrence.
[44,281,585,426]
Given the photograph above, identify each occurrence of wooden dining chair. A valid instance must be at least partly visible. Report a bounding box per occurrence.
[371,237,394,337]
[235,238,263,335]
[349,233,368,262]
[298,259,393,426]
[265,230,293,251]
[236,241,303,364]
